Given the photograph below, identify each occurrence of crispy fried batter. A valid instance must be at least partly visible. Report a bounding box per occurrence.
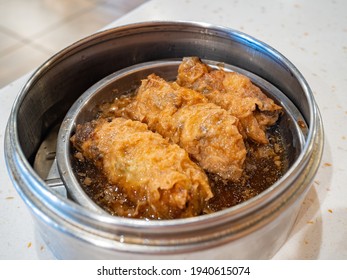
[177,57,282,144]
[125,74,246,181]
[71,117,212,219]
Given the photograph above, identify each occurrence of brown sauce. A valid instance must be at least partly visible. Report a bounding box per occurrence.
[71,94,287,218]
[206,126,286,212]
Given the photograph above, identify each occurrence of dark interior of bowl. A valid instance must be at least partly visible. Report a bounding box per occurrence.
[16,23,311,167]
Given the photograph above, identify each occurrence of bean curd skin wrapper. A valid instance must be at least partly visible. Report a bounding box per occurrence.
[71,117,213,219]
[127,74,247,181]
[177,57,282,144]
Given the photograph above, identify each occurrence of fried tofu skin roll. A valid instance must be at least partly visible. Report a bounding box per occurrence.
[71,117,213,219]
[177,57,282,144]
[127,74,246,181]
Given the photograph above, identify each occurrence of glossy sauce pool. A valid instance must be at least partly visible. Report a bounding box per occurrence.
[70,94,288,219]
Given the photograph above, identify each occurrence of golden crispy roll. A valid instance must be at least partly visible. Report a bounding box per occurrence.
[71,117,213,219]
[126,74,246,181]
[177,57,282,144]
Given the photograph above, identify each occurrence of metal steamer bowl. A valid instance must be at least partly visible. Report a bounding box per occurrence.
[58,59,307,213]
[5,21,323,259]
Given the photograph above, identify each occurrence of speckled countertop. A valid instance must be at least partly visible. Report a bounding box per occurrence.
[0,0,346,259]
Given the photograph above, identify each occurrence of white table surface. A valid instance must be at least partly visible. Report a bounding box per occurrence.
[1,0,346,259]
